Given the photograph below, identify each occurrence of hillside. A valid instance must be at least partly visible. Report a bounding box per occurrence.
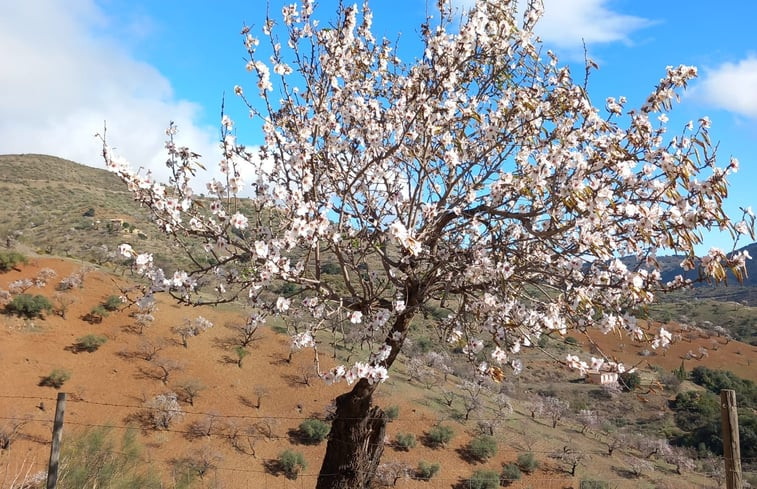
[2,154,757,488]
[2,256,751,489]
[0,154,190,272]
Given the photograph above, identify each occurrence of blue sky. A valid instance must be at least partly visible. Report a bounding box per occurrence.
[1,0,755,252]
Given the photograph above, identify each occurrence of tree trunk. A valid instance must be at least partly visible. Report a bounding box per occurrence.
[316,282,420,489]
[316,378,386,489]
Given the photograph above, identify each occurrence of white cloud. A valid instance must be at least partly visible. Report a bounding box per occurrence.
[447,0,651,56]
[694,56,757,119]
[529,0,651,53]
[0,0,220,182]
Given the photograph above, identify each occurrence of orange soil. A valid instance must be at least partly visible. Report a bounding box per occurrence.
[0,257,567,489]
[2,257,751,488]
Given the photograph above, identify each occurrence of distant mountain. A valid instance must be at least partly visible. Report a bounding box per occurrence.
[652,242,757,288]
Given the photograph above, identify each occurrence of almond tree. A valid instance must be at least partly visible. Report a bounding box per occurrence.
[172,316,213,348]
[100,1,753,487]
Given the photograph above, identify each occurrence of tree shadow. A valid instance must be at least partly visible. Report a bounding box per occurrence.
[135,365,167,384]
[263,459,284,477]
[285,427,325,446]
[219,354,240,366]
[123,411,156,432]
[455,446,484,464]
[238,395,257,409]
[419,431,453,450]
[452,477,474,489]
[280,374,312,388]
[611,465,640,479]
[120,323,142,334]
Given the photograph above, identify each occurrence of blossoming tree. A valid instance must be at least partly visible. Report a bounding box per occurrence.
[100,0,753,487]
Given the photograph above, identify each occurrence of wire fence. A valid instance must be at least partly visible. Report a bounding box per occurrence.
[0,393,743,489]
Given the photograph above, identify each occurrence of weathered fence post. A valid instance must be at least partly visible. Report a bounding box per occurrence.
[46,392,66,489]
[720,389,742,489]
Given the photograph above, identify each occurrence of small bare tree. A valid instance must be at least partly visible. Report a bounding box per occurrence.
[297,362,317,386]
[373,462,411,487]
[225,312,264,348]
[438,386,457,408]
[146,356,184,385]
[576,409,600,435]
[173,378,206,406]
[549,446,586,476]
[253,385,269,409]
[605,432,628,457]
[625,455,654,478]
[172,316,213,348]
[186,413,219,440]
[144,392,183,429]
[135,337,166,361]
[540,396,570,428]
[254,417,279,440]
[223,420,258,457]
[460,380,487,421]
[0,416,29,450]
[52,292,76,319]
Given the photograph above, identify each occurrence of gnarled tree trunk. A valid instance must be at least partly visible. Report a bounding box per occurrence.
[316,379,386,489]
[316,284,420,488]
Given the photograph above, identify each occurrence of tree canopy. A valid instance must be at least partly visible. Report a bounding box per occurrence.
[99,1,754,486]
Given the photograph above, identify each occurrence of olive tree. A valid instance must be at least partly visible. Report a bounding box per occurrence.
[100,0,753,487]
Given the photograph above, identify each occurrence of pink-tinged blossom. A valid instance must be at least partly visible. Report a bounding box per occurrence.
[230,212,248,230]
[491,346,507,365]
[134,253,153,274]
[463,339,484,355]
[292,331,315,350]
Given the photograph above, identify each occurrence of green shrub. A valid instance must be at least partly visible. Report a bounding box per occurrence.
[580,480,610,489]
[619,371,642,391]
[501,463,521,485]
[278,450,306,479]
[102,295,123,312]
[394,432,416,450]
[564,336,579,345]
[319,262,341,275]
[0,251,27,271]
[385,405,399,421]
[426,425,454,447]
[468,470,499,489]
[84,305,109,323]
[517,452,540,473]
[690,366,757,409]
[6,294,52,318]
[39,369,71,388]
[468,435,497,461]
[416,461,440,481]
[299,418,330,444]
[58,426,161,489]
[74,334,108,353]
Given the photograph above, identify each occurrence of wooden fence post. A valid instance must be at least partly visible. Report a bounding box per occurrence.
[720,389,742,489]
[46,392,66,489]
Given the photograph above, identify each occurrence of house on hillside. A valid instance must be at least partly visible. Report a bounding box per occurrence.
[586,370,618,385]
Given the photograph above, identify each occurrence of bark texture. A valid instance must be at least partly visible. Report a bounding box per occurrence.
[316,379,386,489]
